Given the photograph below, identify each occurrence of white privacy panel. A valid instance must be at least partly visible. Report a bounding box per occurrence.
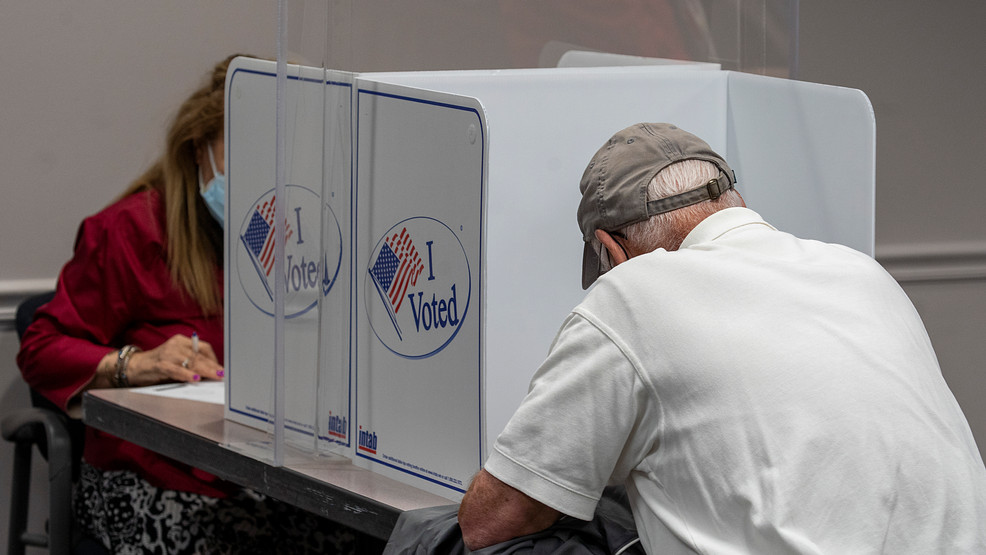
[353,80,487,498]
[726,72,876,256]
[363,67,731,453]
[224,57,353,457]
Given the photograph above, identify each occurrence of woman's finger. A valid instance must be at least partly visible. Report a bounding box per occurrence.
[190,339,223,378]
[195,340,221,363]
[164,359,203,383]
[180,353,224,380]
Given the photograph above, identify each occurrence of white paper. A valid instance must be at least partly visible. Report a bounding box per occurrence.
[132,380,226,405]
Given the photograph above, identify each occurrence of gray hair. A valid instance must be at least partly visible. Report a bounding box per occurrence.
[593,159,743,271]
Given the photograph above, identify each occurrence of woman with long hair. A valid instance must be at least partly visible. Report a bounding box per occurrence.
[18,55,357,554]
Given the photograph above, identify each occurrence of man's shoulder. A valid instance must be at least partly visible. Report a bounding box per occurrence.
[572,258,675,332]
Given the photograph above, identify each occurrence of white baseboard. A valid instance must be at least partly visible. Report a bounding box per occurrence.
[0,278,57,330]
[877,241,986,284]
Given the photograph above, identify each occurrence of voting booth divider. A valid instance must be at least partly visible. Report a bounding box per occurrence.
[223,56,875,500]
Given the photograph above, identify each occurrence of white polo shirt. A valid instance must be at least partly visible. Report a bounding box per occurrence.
[486,207,986,554]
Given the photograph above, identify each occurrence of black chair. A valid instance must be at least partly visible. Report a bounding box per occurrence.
[3,291,105,555]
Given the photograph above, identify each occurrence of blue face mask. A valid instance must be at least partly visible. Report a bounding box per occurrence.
[199,144,225,227]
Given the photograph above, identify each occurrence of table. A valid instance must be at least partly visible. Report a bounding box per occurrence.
[82,389,454,541]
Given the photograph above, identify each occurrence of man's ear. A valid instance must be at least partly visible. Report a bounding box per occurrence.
[595,229,629,267]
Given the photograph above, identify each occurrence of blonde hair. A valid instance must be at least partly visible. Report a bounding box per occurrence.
[120,54,244,315]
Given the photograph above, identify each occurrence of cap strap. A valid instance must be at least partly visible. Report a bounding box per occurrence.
[645,171,734,217]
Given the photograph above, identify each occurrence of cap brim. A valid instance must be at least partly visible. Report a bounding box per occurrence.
[581,241,601,290]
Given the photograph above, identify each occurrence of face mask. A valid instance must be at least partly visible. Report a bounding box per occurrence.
[198,143,225,227]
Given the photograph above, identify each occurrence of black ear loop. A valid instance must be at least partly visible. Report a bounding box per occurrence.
[610,230,631,260]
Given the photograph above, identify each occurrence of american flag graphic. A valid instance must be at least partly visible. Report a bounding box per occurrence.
[240,195,294,300]
[368,228,424,339]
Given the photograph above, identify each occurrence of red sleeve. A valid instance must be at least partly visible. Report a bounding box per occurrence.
[17,193,164,411]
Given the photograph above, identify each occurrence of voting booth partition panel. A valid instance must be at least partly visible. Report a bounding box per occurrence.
[223,57,874,500]
[223,62,355,463]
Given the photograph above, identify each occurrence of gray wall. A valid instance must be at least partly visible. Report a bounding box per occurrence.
[799,0,986,452]
[2,1,984,547]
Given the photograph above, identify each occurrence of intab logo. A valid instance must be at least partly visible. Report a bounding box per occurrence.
[358,425,378,454]
[365,217,471,358]
[236,185,343,317]
[327,411,347,440]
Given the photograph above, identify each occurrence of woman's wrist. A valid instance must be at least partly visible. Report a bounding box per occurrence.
[93,351,119,389]
[114,345,140,387]
[92,346,142,390]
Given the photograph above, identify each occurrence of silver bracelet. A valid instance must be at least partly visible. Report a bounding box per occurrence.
[114,345,140,388]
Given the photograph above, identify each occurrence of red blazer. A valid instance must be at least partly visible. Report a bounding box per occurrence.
[18,190,234,498]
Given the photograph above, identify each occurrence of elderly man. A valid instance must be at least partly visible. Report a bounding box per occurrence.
[457,123,986,553]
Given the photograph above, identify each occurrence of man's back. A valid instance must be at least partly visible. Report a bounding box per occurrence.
[491,207,986,553]
[585,207,986,552]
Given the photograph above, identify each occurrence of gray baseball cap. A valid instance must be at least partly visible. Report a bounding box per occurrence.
[577,122,736,289]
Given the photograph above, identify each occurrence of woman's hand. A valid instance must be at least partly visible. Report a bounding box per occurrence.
[126,334,224,386]
[93,334,224,389]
